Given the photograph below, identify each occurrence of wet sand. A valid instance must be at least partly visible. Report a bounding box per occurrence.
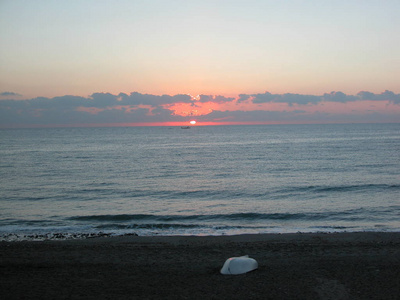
[1,232,399,299]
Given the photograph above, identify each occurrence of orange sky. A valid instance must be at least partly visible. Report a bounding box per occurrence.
[1,1,400,127]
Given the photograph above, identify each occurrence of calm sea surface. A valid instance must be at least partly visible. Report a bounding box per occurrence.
[0,124,399,240]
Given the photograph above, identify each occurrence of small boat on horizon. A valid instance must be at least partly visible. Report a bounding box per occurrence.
[181,126,191,129]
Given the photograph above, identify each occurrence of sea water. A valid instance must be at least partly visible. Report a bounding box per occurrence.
[0,123,399,240]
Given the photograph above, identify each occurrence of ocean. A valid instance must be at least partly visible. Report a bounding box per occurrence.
[0,123,399,241]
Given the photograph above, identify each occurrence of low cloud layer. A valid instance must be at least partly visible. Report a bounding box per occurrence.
[0,90,399,127]
[239,90,400,105]
[0,92,22,98]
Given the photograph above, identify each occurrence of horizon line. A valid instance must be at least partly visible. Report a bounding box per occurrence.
[1,120,399,129]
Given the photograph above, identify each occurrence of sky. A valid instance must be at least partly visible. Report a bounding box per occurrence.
[0,0,399,127]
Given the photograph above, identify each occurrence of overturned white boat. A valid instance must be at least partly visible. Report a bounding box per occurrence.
[220,255,258,275]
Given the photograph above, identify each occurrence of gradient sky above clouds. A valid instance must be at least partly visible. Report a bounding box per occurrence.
[0,0,399,126]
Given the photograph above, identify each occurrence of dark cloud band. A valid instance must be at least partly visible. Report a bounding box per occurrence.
[0,90,398,127]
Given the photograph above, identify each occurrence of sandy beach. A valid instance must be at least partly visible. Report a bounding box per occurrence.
[1,232,399,299]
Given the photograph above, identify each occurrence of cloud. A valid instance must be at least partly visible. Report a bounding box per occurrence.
[321,91,358,102]
[0,92,22,98]
[245,92,321,106]
[89,93,118,107]
[200,108,399,124]
[118,92,192,106]
[198,95,235,103]
[238,90,400,106]
[237,94,251,103]
[0,90,399,127]
[357,90,400,104]
[29,95,88,109]
[202,109,306,123]
[0,92,194,126]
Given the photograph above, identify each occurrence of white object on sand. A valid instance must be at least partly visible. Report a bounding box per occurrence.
[220,255,258,275]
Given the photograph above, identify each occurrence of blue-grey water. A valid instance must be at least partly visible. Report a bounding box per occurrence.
[0,124,399,240]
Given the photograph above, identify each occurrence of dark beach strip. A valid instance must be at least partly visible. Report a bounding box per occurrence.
[1,232,399,299]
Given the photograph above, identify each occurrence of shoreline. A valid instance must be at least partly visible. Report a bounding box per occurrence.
[1,232,399,299]
[2,229,400,243]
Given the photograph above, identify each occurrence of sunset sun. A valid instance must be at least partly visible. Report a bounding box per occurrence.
[190,120,197,125]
